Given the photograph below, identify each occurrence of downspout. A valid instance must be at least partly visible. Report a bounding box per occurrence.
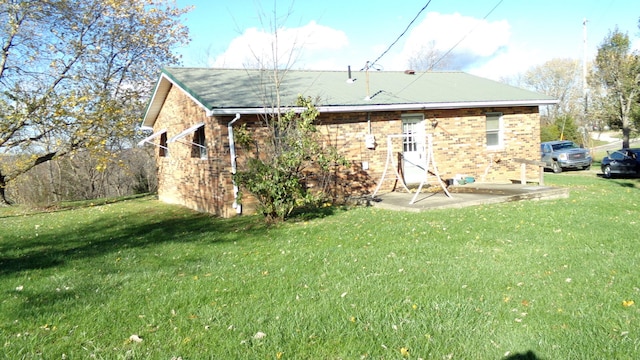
[228,113,241,214]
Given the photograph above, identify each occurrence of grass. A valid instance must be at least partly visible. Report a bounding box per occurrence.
[1,174,640,359]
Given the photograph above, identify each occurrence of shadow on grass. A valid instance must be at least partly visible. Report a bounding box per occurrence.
[0,193,153,219]
[602,177,640,189]
[595,172,640,187]
[503,351,544,360]
[617,181,640,188]
[287,204,343,222]
[0,202,269,276]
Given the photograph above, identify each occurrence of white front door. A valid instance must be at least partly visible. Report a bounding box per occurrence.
[401,115,426,184]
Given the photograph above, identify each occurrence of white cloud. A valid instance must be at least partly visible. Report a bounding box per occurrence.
[388,12,512,76]
[209,12,553,80]
[468,45,540,80]
[210,21,349,69]
[633,38,640,53]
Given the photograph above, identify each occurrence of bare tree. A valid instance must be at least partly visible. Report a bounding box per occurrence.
[407,41,455,71]
[233,2,347,221]
[521,58,584,124]
[7,147,157,205]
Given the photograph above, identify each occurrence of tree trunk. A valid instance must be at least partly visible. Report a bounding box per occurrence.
[0,173,11,205]
[622,124,631,149]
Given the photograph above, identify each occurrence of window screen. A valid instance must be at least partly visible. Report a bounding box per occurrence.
[486,113,502,147]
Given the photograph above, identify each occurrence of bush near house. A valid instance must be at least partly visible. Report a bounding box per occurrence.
[234,96,347,222]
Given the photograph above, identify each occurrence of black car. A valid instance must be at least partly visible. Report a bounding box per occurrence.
[601,148,640,178]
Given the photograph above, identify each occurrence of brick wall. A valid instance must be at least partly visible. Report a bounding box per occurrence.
[151,86,542,217]
[153,86,238,217]
[316,107,542,194]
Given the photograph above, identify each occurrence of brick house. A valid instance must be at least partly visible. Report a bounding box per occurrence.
[140,67,557,217]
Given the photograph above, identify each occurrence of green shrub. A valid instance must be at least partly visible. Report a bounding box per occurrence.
[234,96,346,222]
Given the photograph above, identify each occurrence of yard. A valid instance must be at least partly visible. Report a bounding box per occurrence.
[1,172,639,359]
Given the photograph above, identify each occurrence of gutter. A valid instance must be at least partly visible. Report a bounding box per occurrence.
[206,99,560,116]
[228,113,241,214]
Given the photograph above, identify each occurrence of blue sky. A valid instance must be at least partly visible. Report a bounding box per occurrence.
[174,0,640,80]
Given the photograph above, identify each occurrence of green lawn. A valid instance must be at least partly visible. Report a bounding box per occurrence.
[2,173,640,359]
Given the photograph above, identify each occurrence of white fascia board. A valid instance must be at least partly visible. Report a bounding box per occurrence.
[160,73,211,114]
[137,129,167,147]
[168,122,204,143]
[206,99,560,116]
[142,76,171,128]
[142,73,213,128]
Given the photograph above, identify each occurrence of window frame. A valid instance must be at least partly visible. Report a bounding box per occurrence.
[191,126,207,159]
[401,114,424,153]
[485,112,503,149]
[159,132,168,157]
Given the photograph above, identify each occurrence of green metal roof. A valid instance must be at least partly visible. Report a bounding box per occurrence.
[142,67,557,128]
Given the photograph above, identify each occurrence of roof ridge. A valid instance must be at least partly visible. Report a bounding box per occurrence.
[163,67,467,74]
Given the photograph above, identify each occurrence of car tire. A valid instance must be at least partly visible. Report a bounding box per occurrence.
[603,165,612,179]
[552,161,562,173]
[582,165,591,170]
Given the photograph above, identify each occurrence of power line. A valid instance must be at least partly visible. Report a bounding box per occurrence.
[362,1,433,70]
[397,0,505,94]
[429,0,504,71]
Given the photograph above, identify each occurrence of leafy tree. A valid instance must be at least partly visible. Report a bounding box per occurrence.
[0,0,190,204]
[234,96,346,222]
[540,115,583,144]
[540,124,560,142]
[520,58,585,125]
[555,115,582,144]
[589,28,640,148]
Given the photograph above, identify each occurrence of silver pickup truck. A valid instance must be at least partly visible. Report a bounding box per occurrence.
[541,140,592,173]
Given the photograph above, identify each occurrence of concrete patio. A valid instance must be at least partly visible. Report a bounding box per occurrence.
[370,183,569,212]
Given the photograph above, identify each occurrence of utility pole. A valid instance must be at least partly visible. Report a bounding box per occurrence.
[582,18,589,128]
[582,18,596,148]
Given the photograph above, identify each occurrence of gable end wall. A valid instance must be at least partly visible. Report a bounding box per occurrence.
[153,86,237,217]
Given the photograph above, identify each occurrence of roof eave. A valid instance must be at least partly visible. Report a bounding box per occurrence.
[141,70,214,129]
[207,99,559,115]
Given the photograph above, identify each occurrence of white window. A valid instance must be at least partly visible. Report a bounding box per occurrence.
[402,120,418,152]
[486,112,503,148]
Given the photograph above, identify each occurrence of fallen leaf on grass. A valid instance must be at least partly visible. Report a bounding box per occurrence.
[129,335,143,343]
[400,347,409,357]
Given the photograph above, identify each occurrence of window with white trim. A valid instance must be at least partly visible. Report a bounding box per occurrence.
[486,112,503,148]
